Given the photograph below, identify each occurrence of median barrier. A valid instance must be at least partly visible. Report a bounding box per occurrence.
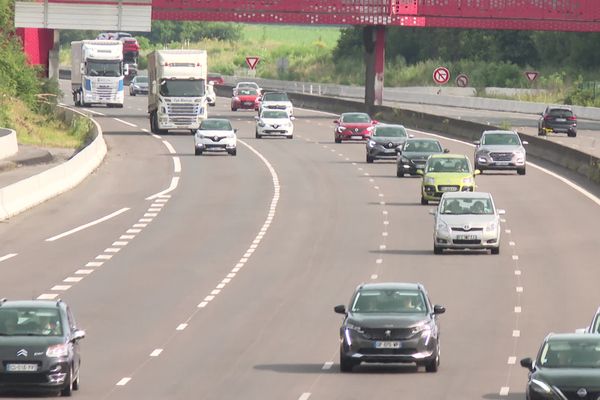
[0,128,18,160]
[0,105,106,221]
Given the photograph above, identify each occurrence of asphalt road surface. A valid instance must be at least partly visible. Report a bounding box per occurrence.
[0,87,599,400]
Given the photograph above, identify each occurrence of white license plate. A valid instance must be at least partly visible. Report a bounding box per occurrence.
[457,235,478,240]
[439,186,458,192]
[375,341,401,349]
[555,118,566,122]
[6,363,38,372]
[350,135,363,140]
[244,102,253,106]
[495,161,510,166]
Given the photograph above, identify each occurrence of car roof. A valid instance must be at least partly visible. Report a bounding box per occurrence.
[441,191,492,199]
[483,130,517,135]
[263,91,287,95]
[405,138,439,142]
[547,105,572,110]
[546,333,600,341]
[375,123,405,128]
[0,300,63,309]
[358,282,422,291]
[429,153,467,159]
[203,118,231,123]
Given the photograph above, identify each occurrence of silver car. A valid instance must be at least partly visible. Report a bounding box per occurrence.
[430,192,505,255]
[473,130,528,175]
[129,76,148,96]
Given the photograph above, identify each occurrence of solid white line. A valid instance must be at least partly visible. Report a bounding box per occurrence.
[0,253,17,263]
[173,156,181,173]
[499,387,510,396]
[298,393,311,400]
[150,349,163,357]
[146,177,180,200]
[51,285,71,291]
[116,377,131,386]
[322,361,334,370]
[176,323,187,331]
[86,109,104,116]
[37,293,58,300]
[45,208,130,242]
[162,140,176,154]
[114,118,137,128]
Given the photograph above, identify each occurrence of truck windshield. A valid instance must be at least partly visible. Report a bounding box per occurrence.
[160,79,206,97]
[86,60,121,77]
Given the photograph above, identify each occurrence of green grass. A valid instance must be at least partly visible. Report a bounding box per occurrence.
[241,25,340,48]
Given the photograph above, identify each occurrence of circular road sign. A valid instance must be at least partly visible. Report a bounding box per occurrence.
[433,66,450,85]
[456,73,469,87]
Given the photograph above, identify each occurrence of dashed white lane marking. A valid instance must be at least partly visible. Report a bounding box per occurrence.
[51,285,71,291]
[75,269,93,275]
[374,186,380,190]
[64,277,83,283]
[499,387,510,396]
[352,162,357,166]
[507,356,517,365]
[516,286,523,293]
[146,177,180,200]
[173,157,181,173]
[197,302,208,308]
[0,253,17,263]
[371,274,378,280]
[96,254,113,260]
[512,255,519,260]
[322,362,334,370]
[114,118,137,128]
[382,232,388,237]
[376,259,383,264]
[86,109,104,116]
[505,229,511,234]
[116,377,131,386]
[139,218,153,222]
[45,208,130,242]
[514,306,522,313]
[509,241,515,246]
[379,244,386,250]
[176,324,188,331]
[512,330,521,337]
[104,248,120,253]
[37,293,58,300]
[382,210,388,215]
[120,235,135,240]
[144,213,158,217]
[298,393,311,400]
[383,221,389,225]
[150,349,163,357]
[133,224,147,228]
[127,229,141,234]
[113,241,128,246]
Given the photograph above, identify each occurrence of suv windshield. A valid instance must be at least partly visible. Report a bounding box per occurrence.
[427,157,470,173]
[342,114,371,123]
[483,133,520,146]
[262,110,288,119]
[263,93,289,101]
[352,289,427,314]
[441,197,493,215]
[0,308,63,336]
[160,79,205,97]
[540,339,600,368]
[199,120,232,131]
[404,140,442,152]
[374,126,407,138]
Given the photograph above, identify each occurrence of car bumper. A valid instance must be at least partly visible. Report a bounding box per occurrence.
[398,160,427,174]
[435,230,500,249]
[367,147,398,159]
[233,101,257,109]
[0,360,71,390]
[337,132,371,141]
[257,127,293,136]
[476,155,525,170]
[341,333,438,364]
[422,185,475,201]
[195,138,236,152]
[542,123,576,133]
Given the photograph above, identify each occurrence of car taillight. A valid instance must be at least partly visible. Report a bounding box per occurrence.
[544,116,552,120]
[567,116,577,121]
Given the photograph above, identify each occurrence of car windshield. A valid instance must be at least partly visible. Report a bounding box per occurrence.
[263,93,289,101]
[86,59,121,77]
[135,76,148,83]
[351,289,427,314]
[548,108,573,118]
[238,83,258,89]
[426,157,470,173]
[440,197,494,215]
[373,126,407,138]
[0,308,63,337]
[342,114,371,123]
[262,111,288,119]
[404,140,442,152]
[160,79,205,97]
[483,133,520,146]
[199,120,232,131]
[238,89,257,96]
[540,339,600,368]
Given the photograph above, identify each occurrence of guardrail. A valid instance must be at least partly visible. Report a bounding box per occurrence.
[0,128,18,160]
[0,105,106,221]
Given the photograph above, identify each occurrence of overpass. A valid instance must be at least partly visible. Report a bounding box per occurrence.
[14,0,600,109]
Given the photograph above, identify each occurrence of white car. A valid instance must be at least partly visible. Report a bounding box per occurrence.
[258,91,293,116]
[429,191,504,255]
[194,118,237,156]
[255,110,294,139]
[233,81,262,97]
[206,82,216,107]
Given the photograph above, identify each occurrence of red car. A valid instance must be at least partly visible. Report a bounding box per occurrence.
[208,73,225,85]
[231,88,260,111]
[334,112,378,143]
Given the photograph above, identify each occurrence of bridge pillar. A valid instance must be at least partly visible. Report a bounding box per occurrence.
[16,28,55,78]
[363,25,385,114]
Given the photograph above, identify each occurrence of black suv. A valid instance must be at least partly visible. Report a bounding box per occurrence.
[0,299,85,396]
[538,106,577,137]
[521,333,600,400]
[334,282,445,372]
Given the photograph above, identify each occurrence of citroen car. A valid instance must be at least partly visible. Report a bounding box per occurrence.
[397,138,447,177]
[334,282,445,373]
[430,191,504,254]
[538,105,577,137]
[0,299,85,396]
[419,154,479,205]
[128,75,148,96]
[255,110,294,139]
[521,333,600,400]
[334,112,378,143]
[194,118,237,156]
[474,130,527,175]
[231,87,260,111]
[258,91,294,116]
[365,124,411,163]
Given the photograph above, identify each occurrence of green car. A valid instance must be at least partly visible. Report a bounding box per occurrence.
[418,154,479,205]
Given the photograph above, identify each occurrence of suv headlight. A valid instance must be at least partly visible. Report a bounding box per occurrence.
[531,379,552,394]
[462,177,474,185]
[345,323,365,334]
[424,176,435,185]
[46,343,69,358]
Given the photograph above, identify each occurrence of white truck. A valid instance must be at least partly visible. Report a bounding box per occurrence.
[147,50,208,134]
[71,40,124,108]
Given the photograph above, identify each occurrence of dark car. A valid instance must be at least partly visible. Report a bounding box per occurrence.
[366,124,411,163]
[396,138,447,177]
[334,112,378,143]
[0,299,85,396]
[334,282,445,373]
[208,73,225,86]
[521,333,600,400]
[538,106,577,137]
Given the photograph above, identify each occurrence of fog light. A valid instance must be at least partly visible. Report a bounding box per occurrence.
[49,365,62,373]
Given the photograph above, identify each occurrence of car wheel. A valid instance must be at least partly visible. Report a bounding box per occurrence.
[538,128,546,136]
[61,366,73,396]
[335,136,342,144]
[433,245,443,255]
[568,129,577,137]
[517,167,526,175]
[229,149,237,156]
[396,168,404,178]
[366,154,374,163]
[255,130,261,139]
[491,247,500,255]
[73,367,80,391]
[421,196,428,205]
[231,107,237,111]
[425,346,440,373]
[339,349,355,373]
[131,92,136,97]
[194,148,202,156]
[287,135,293,139]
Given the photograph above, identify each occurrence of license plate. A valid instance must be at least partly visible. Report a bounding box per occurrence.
[350,135,363,140]
[495,161,510,166]
[375,341,401,349]
[244,102,253,106]
[457,235,478,240]
[555,118,566,122]
[6,363,38,372]
[439,186,458,192]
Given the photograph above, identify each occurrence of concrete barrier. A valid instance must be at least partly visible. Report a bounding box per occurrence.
[0,106,106,221]
[0,128,18,160]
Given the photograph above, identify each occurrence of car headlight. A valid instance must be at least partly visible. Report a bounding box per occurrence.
[160,107,166,114]
[485,221,497,232]
[462,177,474,185]
[345,323,365,334]
[258,122,266,127]
[513,150,525,157]
[46,343,69,358]
[401,157,409,163]
[337,127,346,133]
[530,379,552,395]
[368,140,376,147]
[367,126,374,131]
[436,220,450,234]
[424,176,435,185]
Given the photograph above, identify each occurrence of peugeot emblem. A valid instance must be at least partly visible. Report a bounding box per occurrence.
[463,225,471,231]
[213,136,219,142]
[384,330,391,338]
[16,349,27,357]
[577,388,587,398]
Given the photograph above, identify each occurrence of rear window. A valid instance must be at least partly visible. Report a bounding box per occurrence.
[548,108,574,118]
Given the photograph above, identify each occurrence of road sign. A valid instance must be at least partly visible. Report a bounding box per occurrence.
[525,71,539,82]
[456,73,469,87]
[246,56,260,70]
[433,67,450,85]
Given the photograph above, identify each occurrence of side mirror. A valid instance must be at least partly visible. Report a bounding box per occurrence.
[396,149,402,154]
[522,141,529,145]
[334,305,346,314]
[497,209,506,215]
[234,128,238,133]
[474,169,481,176]
[333,119,339,124]
[71,329,86,341]
[428,208,437,215]
[520,357,533,371]
[372,120,379,124]
[416,169,424,176]
[254,116,259,121]
[433,305,445,314]
[443,148,450,153]
[408,134,415,138]
[290,116,296,121]
[473,140,481,146]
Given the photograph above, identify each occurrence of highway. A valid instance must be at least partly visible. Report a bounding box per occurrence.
[0,88,599,400]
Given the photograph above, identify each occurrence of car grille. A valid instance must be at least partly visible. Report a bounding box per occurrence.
[437,185,460,192]
[490,152,513,161]
[362,328,415,340]
[265,105,287,110]
[359,348,417,355]
[0,372,46,384]
[451,227,484,232]
[167,103,200,126]
[453,239,481,245]
[558,388,600,400]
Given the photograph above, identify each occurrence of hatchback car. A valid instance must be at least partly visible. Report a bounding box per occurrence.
[233,81,262,97]
[334,113,378,143]
[474,130,527,175]
[397,138,447,177]
[0,299,85,396]
[430,191,504,254]
[194,118,237,156]
[334,282,445,373]
[231,88,260,111]
[365,124,410,163]
[129,76,148,96]
[538,106,577,137]
[521,333,600,400]
[255,110,294,139]
[258,91,294,116]
[419,154,479,205]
